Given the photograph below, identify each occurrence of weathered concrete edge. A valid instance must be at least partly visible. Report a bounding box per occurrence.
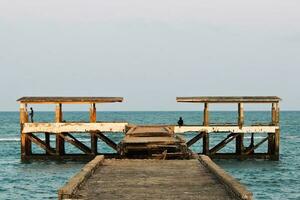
[58,155,105,200]
[199,155,253,200]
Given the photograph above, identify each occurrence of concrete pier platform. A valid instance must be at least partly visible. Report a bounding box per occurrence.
[58,156,252,200]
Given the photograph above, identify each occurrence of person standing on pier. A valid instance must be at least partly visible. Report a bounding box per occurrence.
[29,107,34,123]
[178,117,184,126]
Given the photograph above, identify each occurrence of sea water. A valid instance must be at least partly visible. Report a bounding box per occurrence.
[0,111,299,199]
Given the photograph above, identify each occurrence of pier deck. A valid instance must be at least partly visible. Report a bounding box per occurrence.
[59,156,252,200]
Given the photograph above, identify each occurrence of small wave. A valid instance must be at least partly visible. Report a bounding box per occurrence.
[282,135,300,139]
[0,138,20,142]
[244,136,266,139]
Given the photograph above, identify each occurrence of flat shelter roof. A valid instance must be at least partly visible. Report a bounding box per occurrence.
[176,96,281,103]
[17,97,123,104]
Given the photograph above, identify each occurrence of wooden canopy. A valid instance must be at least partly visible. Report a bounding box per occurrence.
[176,96,281,103]
[17,97,123,104]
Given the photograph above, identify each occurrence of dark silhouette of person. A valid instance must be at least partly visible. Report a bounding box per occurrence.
[177,117,184,126]
[29,107,34,123]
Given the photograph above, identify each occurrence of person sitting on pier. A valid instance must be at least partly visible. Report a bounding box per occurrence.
[29,107,34,123]
[177,117,184,126]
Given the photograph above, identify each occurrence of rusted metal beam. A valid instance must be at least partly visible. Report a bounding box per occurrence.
[95,132,118,151]
[60,133,92,154]
[187,132,204,147]
[209,133,239,154]
[27,133,56,155]
[244,136,269,155]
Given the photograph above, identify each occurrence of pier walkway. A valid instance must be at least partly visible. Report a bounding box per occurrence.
[119,126,189,159]
[59,156,252,200]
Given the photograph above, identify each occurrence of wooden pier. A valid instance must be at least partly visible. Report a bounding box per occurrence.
[18,96,281,161]
[58,155,253,200]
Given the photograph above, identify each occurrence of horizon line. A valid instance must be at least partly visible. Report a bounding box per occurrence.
[0,110,299,112]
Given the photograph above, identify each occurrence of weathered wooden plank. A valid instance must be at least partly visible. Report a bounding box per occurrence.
[175,126,279,134]
[23,123,278,134]
[126,126,173,137]
[22,122,128,133]
[122,136,182,144]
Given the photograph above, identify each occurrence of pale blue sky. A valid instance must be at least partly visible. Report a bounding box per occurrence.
[0,0,299,111]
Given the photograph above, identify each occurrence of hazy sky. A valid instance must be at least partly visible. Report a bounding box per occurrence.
[0,0,299,111]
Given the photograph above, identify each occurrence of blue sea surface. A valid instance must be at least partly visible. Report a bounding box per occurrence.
[0,111,299,199]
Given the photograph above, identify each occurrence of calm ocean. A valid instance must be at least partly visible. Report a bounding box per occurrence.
[0,111,299,199]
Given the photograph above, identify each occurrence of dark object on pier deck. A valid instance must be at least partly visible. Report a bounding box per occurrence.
[58,156,253,200]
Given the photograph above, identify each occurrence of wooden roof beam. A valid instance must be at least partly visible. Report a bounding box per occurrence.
[176,96,281,103]
[17,97,123,104]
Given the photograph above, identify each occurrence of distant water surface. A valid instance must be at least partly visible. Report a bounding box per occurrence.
[0,111,299,199]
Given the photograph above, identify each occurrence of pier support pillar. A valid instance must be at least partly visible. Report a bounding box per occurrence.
[56,133,65,155]
[203,132,209,155]
[45,132,50,154]
[272,103,280,126]
[21,133,32,159]
[236,133,244,158]
[271,103,280,160]
[20,103,31,160]
[273,129,280,160]
[238,103,244,128]
[55,103,65,155]
[90,103,97,122]
[90,103,98,155]
[91,133,98,155]
[203,103,209,126]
